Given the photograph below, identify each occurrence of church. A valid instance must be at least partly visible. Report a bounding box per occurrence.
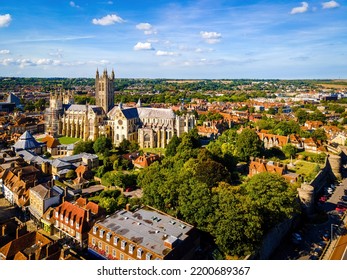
[45,69,195,148]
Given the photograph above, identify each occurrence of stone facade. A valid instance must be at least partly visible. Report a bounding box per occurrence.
[46,69,195,148]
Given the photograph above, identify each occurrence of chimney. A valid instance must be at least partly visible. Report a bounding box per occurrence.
[1,225,6,236]
[86,208,91,222]
[46,244,50,258]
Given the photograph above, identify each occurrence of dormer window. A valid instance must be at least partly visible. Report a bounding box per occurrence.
[99,229,105,238]
[76,223,80,230]
[113,236,119,245]
[93,226,98,234]
[60,214,63,221]
[137,248,143,259]
[65,217,69,223]
[121,240,126,250]
[129,244,135,254]
[146,252,151,260]
[70,220,74,226]
[55,212,58,218]
[106,232,112,242]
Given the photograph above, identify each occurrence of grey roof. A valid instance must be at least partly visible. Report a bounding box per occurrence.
[13,131,43,151]
[138,107,175,119]
[30,184,61,199]
[17,150,51,165]
[122,108,139,119]
[97,207,194,257]
[6,93,20,106]
[66,104,105,115]
[107,106,175,120]
[52,159,72,168]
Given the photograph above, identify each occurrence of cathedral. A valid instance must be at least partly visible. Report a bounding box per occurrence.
[45,69,195,148]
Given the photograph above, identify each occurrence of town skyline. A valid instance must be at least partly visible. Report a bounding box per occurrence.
[0,0,346,79]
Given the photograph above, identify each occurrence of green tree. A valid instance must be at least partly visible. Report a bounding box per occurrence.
[65,169,77,180]
[295,109,309,124]
[242,172,299,232]
[282,144,297,159]
[93,136,113,155]
[165,134,181,157]
[235,128,262,161]
[272,120,300,136]
[211,183,263,257]
[73,140,94,154]
[311,128,327,142]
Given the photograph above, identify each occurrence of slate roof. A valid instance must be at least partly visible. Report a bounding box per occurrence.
[66,104,105,115]
[138,107,175,119]
[12,131,43,151]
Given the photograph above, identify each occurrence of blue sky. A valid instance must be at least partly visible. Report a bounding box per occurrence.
[0,0,346,79]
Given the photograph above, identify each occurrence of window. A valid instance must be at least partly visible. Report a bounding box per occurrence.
[65,217,69,223]
[106,232,112,242]
[105,245,109,254]
[76,223,80,230]
[55,212,58,218]
[98,241,102,249]
[113,236,119,245]
[92,238,96,246]
[121,240,126,250]
[137,248,143,259]
[112,249,116,258]
[70,220,73,226]
[76,232,80,240]
[120,254,124,260]
[129,244,135,254]
[99,230,104,238]
[93,226,98,234]
[60,214,63,221]
[55,220,59,227]
[146,252,152,260]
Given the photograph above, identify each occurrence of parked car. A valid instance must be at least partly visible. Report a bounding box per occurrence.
[344,189,347,196]
[336,201,347,212]
[291,232,303,244]
[341,195,347,202]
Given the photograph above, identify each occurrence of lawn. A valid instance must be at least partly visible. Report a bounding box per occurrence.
[142,147,166,155]
[288,160,320,180]
[58,136,80,145]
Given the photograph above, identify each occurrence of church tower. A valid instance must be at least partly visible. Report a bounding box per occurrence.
[95,68,115,114]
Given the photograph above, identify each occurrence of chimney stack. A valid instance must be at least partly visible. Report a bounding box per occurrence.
[1,225,6,236]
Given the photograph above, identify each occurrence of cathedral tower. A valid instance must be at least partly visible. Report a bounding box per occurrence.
[95,68,115,114]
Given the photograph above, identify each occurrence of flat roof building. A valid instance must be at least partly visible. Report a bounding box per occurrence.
[88,206,200,260]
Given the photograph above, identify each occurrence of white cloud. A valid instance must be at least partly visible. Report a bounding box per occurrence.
[322,1,340,9]
[0,58,61,68]
[136,23,157,35]
[200,31,222,44]
[290,2,309,14]
[156,50,179,56]
[92,14,125,26]
[69,1,80,8]
[0,50,10,55]
[133,42,154,51]
[0,14,11,28]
